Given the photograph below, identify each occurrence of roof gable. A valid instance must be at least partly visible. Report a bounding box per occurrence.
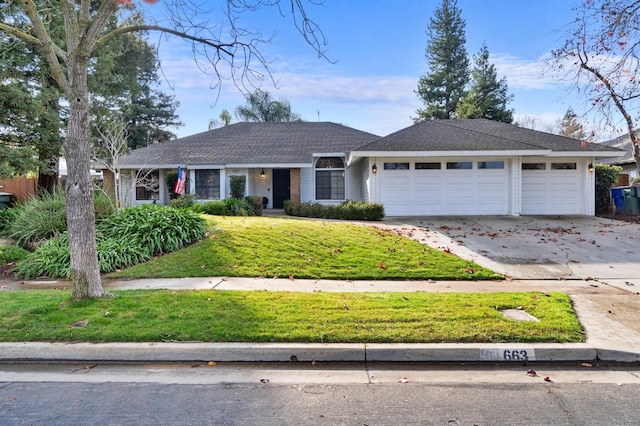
[354,119,624,154]
[598,132,636,165]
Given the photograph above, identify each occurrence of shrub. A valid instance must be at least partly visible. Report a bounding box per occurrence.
[97,236,151,273]
[165,170,178,198]
[229,175,246,199]
[284,200,384,221]
[224,198,253,216]
[199,200,227,216]
[15,204,207,279]
[245,195,264,216]
[170,194,197,209]
[0,207,19,237]
[0,244,29,265]
[8,190,68,249]
[595,164,622,214]
[97,204,207,257]
[16,236,71,279]
[7,190,115,249]
[94,190,117,221]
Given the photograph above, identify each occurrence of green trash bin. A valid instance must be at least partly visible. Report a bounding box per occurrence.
[0,192,12,210]
[623,187,640,215]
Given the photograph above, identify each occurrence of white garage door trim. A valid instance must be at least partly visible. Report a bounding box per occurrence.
[378,159,510,216]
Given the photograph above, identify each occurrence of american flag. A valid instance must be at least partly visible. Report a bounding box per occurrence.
[174,167,186,195]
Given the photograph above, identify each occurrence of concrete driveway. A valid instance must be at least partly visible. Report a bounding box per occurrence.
[384,216,640,281]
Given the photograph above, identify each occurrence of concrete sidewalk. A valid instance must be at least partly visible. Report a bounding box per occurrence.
[2,276,640,364]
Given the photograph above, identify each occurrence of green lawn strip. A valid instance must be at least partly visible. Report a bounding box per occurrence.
[0,290,583,343]
[107,216,502,280]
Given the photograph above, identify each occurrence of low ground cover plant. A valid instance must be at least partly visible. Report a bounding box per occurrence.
[0,290,583,344]
[108,216,502,281]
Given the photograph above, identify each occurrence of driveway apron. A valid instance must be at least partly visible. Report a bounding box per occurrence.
[384,216,640,281]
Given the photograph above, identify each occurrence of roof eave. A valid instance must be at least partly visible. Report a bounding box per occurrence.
[546,151,624,158]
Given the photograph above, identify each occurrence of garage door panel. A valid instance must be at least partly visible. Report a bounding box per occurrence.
[521,166,583,215]
[379,161,509,216]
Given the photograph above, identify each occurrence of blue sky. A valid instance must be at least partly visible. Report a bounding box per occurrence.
[146,0,589,138]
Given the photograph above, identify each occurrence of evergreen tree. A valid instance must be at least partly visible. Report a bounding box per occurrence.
[415,0,469,121]
[456,43,514,123]
[90,32,182,150]
[0,7,181,186]
[558,107,586,140]
[0,3,65,189]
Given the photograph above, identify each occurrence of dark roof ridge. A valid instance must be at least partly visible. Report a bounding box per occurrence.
[435,119,556,151]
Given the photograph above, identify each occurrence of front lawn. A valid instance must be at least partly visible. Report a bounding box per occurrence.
[107,216,502,281]
[0,290,583,343]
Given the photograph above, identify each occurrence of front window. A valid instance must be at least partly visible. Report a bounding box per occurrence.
[195,169,220,199]
[315,157,345,200]
[135,170,160,200]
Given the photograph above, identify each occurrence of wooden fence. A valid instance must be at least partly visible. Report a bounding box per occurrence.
[0,177,38,202]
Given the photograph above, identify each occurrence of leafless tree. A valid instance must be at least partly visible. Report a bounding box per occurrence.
[549,0,639,172]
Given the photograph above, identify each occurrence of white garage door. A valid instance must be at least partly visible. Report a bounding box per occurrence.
[521,161,583,215]
[378,160,509,216]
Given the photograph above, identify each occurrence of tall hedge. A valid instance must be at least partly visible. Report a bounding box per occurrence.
[595,163,622,214]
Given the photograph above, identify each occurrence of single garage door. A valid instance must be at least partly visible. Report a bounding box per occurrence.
[521,161,583,215]
[378,160,509,216]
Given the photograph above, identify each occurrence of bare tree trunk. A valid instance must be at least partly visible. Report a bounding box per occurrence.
[64,55,106,301]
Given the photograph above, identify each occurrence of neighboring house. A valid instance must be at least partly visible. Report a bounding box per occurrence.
[119,119,622,216]
[597,132,638,180]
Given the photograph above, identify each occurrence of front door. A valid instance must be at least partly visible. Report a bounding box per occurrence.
[272,169,290,209]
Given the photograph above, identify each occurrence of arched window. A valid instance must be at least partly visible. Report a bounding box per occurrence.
[315,157,345,200]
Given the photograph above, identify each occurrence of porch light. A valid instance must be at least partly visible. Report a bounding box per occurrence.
[372,164,377,174]
[588,163,594,173]
[261,168,266,179]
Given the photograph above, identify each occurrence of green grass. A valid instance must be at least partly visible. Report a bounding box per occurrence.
[0,290,583,343]
[107,216,503,281]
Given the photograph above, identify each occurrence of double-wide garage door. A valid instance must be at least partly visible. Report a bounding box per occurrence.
[378,160,509,216]
[377,159,585,216]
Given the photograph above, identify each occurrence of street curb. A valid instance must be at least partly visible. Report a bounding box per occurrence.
[2,342,635,363]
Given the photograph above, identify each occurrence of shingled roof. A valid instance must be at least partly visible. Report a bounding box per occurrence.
[353,119,624,154]
[598,132,636,165]
[121,122,380,168]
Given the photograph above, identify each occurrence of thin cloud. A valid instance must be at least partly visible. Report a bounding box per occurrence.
[492,53,562,90]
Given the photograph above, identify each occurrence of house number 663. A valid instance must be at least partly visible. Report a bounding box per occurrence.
[503,349,530,361]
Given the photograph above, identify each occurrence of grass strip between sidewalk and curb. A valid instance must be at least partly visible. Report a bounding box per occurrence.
[0,290,583,344]
[106,216,503,281]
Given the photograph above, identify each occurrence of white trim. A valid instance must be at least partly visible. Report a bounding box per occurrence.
[225,163,311,168]
[312,152,348,157]
[545,151,622,157]
[351,150,551,158]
